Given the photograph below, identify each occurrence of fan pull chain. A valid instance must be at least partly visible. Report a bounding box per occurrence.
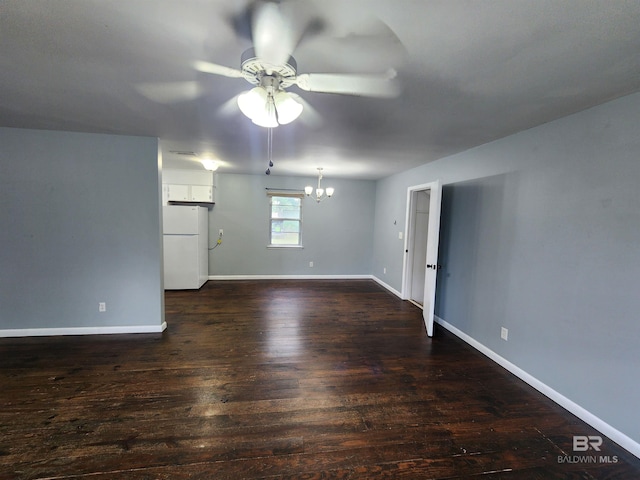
[265,127,274,175]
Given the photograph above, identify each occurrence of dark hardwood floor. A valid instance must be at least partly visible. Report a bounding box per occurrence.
[1,279,639,479]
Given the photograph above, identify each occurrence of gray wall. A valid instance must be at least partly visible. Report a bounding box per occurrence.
[0,127,164,330]
[209,173,375,276]
[372,93,640,445]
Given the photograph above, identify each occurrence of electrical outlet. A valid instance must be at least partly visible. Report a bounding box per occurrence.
[309,261,314,268]
[501,327,508,341]
[398,231,403,240]
[219,229,223,236]
[383,267,387,274]
[99,302,106,313]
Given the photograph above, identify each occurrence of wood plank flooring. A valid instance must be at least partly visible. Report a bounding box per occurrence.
[1,279,639,479]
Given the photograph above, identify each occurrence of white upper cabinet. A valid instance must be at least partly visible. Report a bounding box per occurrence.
[190,185,213,202]
[165,184,189,202]
[162,170,217,205]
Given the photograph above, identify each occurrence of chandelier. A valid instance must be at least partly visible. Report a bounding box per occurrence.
[237,76,303,128]
[305,168,334,202]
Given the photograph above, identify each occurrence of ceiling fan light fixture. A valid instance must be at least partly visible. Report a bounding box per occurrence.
[251,107,278,128]
[274,91,303,125]
[238,88,278,128]
[237,87,267,120]
[238,87,303,127]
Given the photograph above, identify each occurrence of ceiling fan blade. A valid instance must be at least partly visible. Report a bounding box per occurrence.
[252,2,296,67]
[135,81,203,103]
[288,93,323,128]
[192,60,243,78]
[295,70,400,98]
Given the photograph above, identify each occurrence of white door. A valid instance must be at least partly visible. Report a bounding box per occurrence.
[402,180,443,337]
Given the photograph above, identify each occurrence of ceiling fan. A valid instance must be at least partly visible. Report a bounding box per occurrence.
[138,1,402,128]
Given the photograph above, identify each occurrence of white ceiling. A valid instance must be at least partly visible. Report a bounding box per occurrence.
[1,0,640,179]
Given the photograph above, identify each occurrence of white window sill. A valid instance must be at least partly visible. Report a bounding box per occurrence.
[267,245,304,249]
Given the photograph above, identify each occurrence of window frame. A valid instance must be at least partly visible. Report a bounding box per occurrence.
[267,192,304,248]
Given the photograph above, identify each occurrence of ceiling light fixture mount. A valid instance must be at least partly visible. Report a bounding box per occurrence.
[305,168,334,202]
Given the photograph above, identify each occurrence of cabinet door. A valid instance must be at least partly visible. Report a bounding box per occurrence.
[167,184,189,201]
[190,185,212,202]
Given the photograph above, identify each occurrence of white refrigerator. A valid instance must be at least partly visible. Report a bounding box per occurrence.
[162,205,208,290]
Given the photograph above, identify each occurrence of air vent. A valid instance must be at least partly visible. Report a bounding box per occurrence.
[169,150,198,157]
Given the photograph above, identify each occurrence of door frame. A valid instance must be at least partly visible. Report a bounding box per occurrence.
[401,180,442,336]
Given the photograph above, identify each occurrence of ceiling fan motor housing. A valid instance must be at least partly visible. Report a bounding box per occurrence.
[240,48,298,88]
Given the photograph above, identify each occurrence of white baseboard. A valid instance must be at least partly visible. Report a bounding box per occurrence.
[370,276,403,298]
[434,315,640,460]
[208,274,372,281]
[0,321,167,338]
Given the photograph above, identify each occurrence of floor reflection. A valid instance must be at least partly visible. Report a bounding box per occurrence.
[264,295,302,358]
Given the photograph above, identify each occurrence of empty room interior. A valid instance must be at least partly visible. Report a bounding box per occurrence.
[1,1,640,478]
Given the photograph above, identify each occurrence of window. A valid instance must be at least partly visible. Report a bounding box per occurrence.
[268,194,303,247]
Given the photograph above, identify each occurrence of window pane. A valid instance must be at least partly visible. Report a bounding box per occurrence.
[271,196,301,220]
[272,204,301,219]
[282,220,300,233]
[271,197,301,208]
[271,220,300,234]
[272,196,301,206]
[271,232,300,245]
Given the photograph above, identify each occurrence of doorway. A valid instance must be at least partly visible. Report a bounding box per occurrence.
[402,181,443,337]
[408,190,430,306]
